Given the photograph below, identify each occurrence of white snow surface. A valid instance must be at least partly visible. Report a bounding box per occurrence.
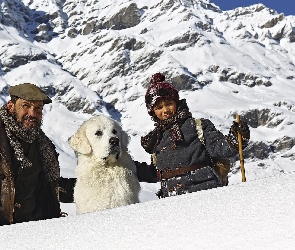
[1,171,295,249]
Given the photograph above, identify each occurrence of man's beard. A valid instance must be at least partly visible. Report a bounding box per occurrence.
[12,112,43,130]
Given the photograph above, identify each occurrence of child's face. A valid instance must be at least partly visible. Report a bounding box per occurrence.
[153,99,177,120]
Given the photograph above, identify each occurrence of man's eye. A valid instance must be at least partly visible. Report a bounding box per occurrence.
[22,104,30,108]
[95,130,102,136]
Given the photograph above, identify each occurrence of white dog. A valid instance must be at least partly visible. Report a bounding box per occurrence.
[69,115,140,214]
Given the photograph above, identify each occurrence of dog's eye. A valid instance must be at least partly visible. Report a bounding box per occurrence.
[95,130,102,137]
[112,129,117,135]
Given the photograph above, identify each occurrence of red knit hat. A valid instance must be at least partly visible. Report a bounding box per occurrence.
[145,73,179,116]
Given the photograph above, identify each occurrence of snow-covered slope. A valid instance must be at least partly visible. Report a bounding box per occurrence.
[1,171,295,249]
[0,0,295,201]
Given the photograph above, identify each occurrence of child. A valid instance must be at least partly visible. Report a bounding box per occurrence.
[137,73,250,198]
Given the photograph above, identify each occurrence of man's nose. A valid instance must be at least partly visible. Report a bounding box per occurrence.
[27,107,37,116]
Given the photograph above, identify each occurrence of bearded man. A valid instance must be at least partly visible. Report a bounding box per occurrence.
[0,83,74,226]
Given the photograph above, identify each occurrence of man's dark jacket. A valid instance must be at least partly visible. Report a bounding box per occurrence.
[0,118,74,226]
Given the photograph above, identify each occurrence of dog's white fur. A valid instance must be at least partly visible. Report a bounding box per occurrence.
[69,115,140,214]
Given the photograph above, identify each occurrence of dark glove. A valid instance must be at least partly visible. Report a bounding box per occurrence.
[230,121,250,140]
[58,177,76,203]
[134,161,158,183]
[227,121,250,150]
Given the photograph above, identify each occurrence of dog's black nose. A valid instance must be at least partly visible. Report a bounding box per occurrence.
[109,137,119,146]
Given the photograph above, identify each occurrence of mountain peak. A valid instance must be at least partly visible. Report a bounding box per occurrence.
[0,0,295,182]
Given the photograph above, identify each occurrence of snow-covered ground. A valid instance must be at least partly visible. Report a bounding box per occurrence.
[1,171,294,249]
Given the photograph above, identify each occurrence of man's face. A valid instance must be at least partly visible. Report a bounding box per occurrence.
[153,99,177,120]
[7,98,44,129]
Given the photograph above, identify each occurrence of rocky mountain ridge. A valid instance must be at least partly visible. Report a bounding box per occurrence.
[0,0,295,181]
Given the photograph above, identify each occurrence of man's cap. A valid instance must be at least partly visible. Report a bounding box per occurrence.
[9,83,52,104]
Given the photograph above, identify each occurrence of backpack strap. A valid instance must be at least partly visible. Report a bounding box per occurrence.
[151,153,157,166]
[195,118,204,144]
[195,118,214,165]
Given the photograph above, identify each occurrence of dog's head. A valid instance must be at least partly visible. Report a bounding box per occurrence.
[69,115,129,164]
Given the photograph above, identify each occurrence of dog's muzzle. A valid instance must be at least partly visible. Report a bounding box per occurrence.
[109,136,120,158]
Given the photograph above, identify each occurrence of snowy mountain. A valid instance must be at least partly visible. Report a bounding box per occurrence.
[0,0,295,204]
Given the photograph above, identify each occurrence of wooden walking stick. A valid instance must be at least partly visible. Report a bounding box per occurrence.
[236,114,246,182]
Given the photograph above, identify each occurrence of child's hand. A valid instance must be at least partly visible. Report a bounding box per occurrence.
[230,121,250,140]
[227,120,250,150]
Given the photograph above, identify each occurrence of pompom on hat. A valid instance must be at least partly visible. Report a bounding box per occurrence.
[145,73,179,116]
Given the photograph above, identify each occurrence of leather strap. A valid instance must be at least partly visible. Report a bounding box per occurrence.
[158,163,208,181]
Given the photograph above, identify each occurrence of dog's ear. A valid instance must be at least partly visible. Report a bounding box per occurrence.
[69,126,92,155]
[120,129,130,153]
